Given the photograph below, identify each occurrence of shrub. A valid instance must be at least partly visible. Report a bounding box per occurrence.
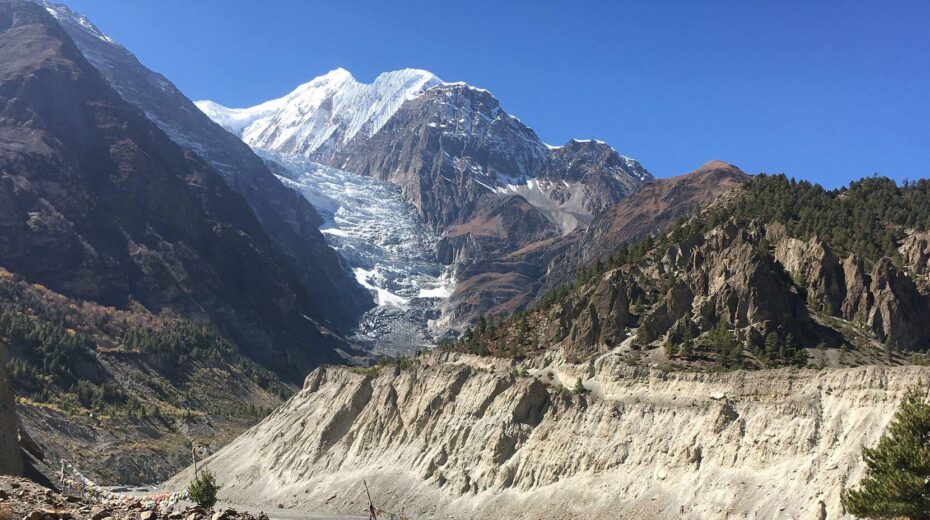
[188,469,221,509]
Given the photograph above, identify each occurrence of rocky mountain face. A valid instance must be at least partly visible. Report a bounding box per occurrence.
[0,1,348,380]
[544,160,750,291]
[330,82,550,228]
[540,220,819,362]
[166,352,930,519]
[445,161,749,326]
[541,138,651,218]
[767,229,930,352]
[40,1,372,329]
[437,195,565,323]
[0,342,21,476]
[198,70,654,329]
[450,174,930,367]
[202,74,652,231]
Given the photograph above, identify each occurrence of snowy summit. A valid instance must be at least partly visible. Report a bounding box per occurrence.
[196,68,442,158]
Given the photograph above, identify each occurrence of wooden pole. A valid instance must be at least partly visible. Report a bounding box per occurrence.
[364,480,378,520]
[192,444,198,476]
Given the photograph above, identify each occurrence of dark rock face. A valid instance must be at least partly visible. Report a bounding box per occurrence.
[771,231,846,315]
[852,258,930,349]
[771,232,930,351]
[328,85,652,232]
[330,84,551,229]
[0,1,347,380]
[43,1,372,329]
[0,343,22,476]
[840,256,871,321]
[439,195,562,323]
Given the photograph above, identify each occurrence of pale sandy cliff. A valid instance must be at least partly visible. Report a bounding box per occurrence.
[167,351,929,519]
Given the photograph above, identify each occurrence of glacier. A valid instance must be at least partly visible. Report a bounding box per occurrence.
[263,153,454,356]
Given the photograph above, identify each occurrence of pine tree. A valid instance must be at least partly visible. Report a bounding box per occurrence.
[843,386,930,518]
[188,469,221,509]
[712,320,734,368]
[678,329,694,360]
[764,332,781,362]
[663,337,675,360]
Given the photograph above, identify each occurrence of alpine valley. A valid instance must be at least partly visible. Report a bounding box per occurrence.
[0,1,928,519]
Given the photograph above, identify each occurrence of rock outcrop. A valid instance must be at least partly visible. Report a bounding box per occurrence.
[769,228,930,351]
[900,230,930,275]
[627,221,816,349]
[0,343,22,476]
[771,230,845,314]
[167,352,930,519]
[858,258,930,348]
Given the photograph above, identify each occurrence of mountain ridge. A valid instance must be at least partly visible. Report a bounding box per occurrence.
[197,66,655,328]
[197,67,653,231]
[40,0,374,330]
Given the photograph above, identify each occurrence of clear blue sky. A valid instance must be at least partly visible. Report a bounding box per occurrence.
[63,0,929,187]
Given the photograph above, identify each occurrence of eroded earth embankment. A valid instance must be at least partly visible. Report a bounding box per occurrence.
[167,352,929,519]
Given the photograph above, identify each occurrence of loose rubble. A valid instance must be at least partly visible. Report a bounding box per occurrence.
[0,476,269,520]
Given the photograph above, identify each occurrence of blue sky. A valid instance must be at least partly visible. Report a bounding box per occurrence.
[64,0,929,186]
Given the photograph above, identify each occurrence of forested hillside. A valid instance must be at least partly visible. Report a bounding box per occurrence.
[444,174,930,369]
[0,268,288,483]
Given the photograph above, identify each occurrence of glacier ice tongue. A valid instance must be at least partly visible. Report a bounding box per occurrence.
[264,152,454,355]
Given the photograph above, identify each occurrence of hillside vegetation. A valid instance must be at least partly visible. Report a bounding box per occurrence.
[443,175,930,369]
[0,268,290,484]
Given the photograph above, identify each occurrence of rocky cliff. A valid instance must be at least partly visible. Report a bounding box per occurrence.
[167,352,930,519]
[0,342,22,476]
[901,229,930,275]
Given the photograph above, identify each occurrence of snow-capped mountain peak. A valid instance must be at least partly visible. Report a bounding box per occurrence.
[195,68,442,158]
[41,0,115,45]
